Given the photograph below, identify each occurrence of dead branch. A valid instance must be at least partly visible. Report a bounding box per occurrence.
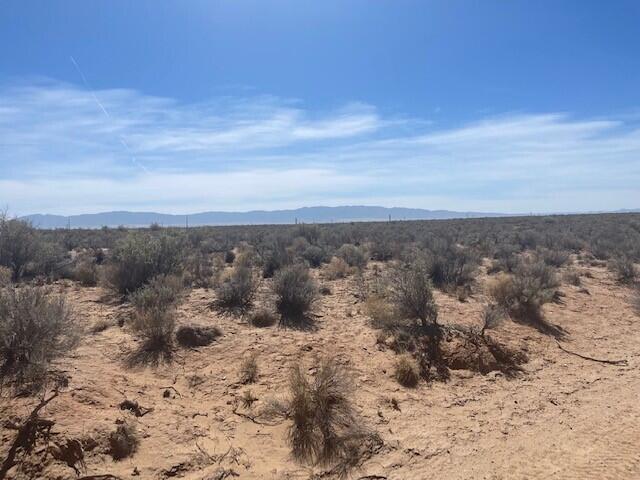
[556,340,628,366]
[0,391,58,479]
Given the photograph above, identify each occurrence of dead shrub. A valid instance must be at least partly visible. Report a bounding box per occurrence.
[176,325,222,347]
[108,423,139,460]
[272,264,317,325]
[287,358,374,475]
[249,309,278,328]
[0,287,79,392]
[214,265,257,313]
[240,352,259,384]
[325,257,351,280]
[389,261,438,327]
[480,303,505,336]
[393,354,420,387]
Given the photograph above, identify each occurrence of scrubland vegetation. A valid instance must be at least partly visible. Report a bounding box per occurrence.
[1,212,639,478]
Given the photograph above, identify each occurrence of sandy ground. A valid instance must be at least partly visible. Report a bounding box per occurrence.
[1,262,639,479]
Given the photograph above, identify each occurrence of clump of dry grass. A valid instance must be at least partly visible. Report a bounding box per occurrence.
[248,309,278,328]
[176,325,222,347]
[286,357,376,476]
[108,422,139,460]
[240,352,259,384]
[365,295,400,331]
[393,354,420,387]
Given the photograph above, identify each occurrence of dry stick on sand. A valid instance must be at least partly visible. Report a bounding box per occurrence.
[0,391,58,479]
[555,340,628,366]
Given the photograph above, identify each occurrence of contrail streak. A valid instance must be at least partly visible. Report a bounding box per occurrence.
[69,55,149,174]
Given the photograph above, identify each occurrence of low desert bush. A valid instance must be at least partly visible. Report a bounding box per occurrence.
[0,266,11,287]
[0,215,43,281]
[249,309,278,328]
[325,257,351,280]
[365,295,400,330]
[224,250,236,264]
[537,247,571,267]
[261,239,292,278]
[609,256,637,284]
[389,261,438,327]
[184,251,215,288]
[394,354,420,387]
[0,287,79,391]
[563,269,582,286]
[176,325,222,347]
[214,265,257,313]
[130,275,184,351]
[336,244,367,269]
[240,352,259,384]
[273,264,317,325]
[108,423,139,460]
[103,233,184,294]
[302,245,327,268]
[427,244,479,291]
[73,258,98,286]
[287,358,372,473]
[489,261,559,327]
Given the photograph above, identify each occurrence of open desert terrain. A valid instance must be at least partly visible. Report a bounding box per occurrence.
[1,214,639,480]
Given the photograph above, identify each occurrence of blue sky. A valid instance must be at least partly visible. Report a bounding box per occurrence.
[1,1,639,215]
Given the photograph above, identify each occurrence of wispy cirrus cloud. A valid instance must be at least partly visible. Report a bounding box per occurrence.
[0,79,639,215]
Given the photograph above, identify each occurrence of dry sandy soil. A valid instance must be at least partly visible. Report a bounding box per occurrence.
[2,262,639,479]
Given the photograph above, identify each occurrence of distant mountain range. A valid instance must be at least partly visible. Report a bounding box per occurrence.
[22,206,510,229]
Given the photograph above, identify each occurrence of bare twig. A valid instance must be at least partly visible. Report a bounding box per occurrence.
[556,341,628,366]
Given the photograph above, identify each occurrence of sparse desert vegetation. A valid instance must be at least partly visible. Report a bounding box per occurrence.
[1,213,639,478]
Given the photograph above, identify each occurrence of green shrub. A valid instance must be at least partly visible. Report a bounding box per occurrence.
[389,261,438,327]
[0,287,79,391]
[273,264,317,324]
[609,256,637,284]
[214,265,257,313]
[336,244,367,269]
[74,257,98,286]
[302,245,327,268]
[0,215,43,281]
[130,275,184,350]
[427,244,479,291]
[489,261,559,324]
[103,233,184,294]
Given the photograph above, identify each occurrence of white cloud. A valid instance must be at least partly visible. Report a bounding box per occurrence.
[0,79,639,215]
